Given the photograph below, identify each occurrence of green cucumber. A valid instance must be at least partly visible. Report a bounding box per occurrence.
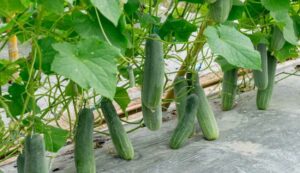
[253,43,268,90]
[192,72,219,140]
[142,34,165,110]
[169,94,199,149]
[270,26,285,51]
[74,108,95,173]
[174,76,188,120]
[24,134,48,173]
[142,103,162,131]
[127,65,135,87]
[209,0,233,23]
[256,53,277,110]
[17,153,25,173]
[101,98,134,160]
[222,68,238,111]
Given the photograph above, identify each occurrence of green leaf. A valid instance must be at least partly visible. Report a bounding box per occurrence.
[114,87,130,112]
[215,56,237,72]
[91,0,122,26]
[51,38,120,100]
[37,0,64,14]
[72,11,131,51]
[34,118,69,152]
[34,37,57,75]
[65,81,82,97]
[248,32,269,46]
[2,83,40,116]
[244,0,268,19]
[271,11,298,45]
[159,16,197,42]
[292,15,300,37]
[204,24,261,70]
[0,60,19,86]
[228,5,244,21]
[0,0,29,17]
[274,43,298,62]
[124,0,140,15]
[139,13,160,28]
[261,0,290,12]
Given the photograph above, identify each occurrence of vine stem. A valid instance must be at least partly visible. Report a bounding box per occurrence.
[162,20,211,110]
[6,15,19,61]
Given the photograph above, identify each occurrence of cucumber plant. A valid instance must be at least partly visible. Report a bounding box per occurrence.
[0,0,299,168]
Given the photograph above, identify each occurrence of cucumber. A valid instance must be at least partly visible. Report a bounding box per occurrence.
[174,76,188,120]
[192,72,219,140]
[222,68,238,111]
[142,34,165,110]
[101,98,134,160]
[209,0,233,23]
[17,153,25,173]
[127,65,135,87]
[256,53,277,110]
[270,26,285,51]
[169,94,199,149]
[142,103,162,131]
[24,134,48,173]
[253,43,268,90]
[74,108,95,173]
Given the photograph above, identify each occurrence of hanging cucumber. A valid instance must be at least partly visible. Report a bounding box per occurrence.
[127,65,135,87]
[17,153,25,173]
[253,43,269,90]
[222,68,238,111]
[74,108,95,173]
[142,103,162,131]
[174,76,188,120]
[101,98,134,160]
[192,72,219,140]
[270,26,285,51]
[209,0,233,23]
[256,53,277,110]
[169,94,199,149]
[142,34,165,110]
[24,134,48,173]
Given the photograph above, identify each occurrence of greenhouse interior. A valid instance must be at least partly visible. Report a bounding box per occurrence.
[0,0,300,173]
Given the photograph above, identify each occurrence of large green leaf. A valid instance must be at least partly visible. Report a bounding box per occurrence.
[215,56,237,72]
[271,11,298,45]
[91,0,122,26]
[204,25,261,70]
[51,38,120,99]
[261,0,290,12]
